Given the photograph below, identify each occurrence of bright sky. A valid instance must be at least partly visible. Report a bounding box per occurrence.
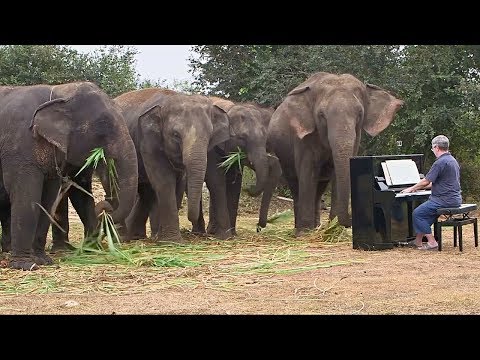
[70,45,195,84]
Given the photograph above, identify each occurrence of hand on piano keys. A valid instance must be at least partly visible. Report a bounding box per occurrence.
[400,186,415,194]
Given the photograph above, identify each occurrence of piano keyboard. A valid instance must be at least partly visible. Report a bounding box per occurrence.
[395,190,431,198]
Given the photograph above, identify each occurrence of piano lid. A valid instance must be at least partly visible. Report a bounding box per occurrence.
[381,159,421,186]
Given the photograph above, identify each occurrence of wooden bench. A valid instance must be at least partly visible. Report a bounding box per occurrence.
[434,204,478,251]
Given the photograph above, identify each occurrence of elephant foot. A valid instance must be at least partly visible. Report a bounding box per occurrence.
[208,228,234,240]
[192,225,206,235]
[50,241,76,253]
[9,256,39,271]
[295,227,313,237]
[155,233,187,244]
[127,233,147,241]
[332,215,352,228]
[256,223,264,233]
[2,244,11,253]
[33,251,54,266]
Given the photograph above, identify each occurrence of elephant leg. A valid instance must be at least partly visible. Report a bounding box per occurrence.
[0,204,11,253]
[295,154,317,236]
[315,180,330,228]
[5,167,44,270]
[205,150,232,240]
[68,183,97,249]
[126,183,154,240]
[257,156,282,230]
[176,173,186,210]
[70,181,96,237]
[143,154,183,243]
[32,179,62,265]
[225,167,242,236]
[283,174,299,229]
[51,196,70,251]
[329,173,338,221]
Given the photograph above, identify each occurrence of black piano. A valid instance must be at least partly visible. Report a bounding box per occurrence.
[350,154,431,250]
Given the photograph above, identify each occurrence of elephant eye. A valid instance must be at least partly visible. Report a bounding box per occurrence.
[172,131,181,139]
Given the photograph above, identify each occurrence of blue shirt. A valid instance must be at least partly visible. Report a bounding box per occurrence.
[426,152,462,207]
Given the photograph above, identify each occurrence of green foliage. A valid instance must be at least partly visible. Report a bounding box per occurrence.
[276,185,292,198]
[138,78,168,89]
[83,46,139,97]
[76,147,121,253]
[138,77,203,94]
[190,45,401,106]
[218,147,247,174]
[75,148,106,177]
[0,45,138,97]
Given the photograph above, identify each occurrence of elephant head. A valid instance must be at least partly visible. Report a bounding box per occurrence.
[30,82,138,224]
[211,97,277,196]
[283,72,404,226]
[137,91,230,224]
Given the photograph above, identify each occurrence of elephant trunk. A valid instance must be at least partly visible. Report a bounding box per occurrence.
[257,155,282,229]
[184,138,208,224]
[106,137,139,224]
[331,139,355,227]
[247,147,270,197]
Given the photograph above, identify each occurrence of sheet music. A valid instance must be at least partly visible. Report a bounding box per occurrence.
[381,162,392,186]
[384,159,421,186]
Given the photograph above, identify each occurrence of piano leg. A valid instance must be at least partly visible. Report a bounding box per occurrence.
[379,203,394,247]
[407,201,414,239]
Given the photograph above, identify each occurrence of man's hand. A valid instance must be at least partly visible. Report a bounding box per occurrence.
[400,186,415,194]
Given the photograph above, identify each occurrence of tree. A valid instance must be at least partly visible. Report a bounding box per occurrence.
[0,45,139,97]
[190,45,401,105]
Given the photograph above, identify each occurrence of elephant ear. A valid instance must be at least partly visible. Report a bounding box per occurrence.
[209,105,230,151]
[210,97,235,113]
[363,83,404,137]
[30,98,71,155]
[285,86,316,139]
[287,85,309,97]
[138,105,164,150]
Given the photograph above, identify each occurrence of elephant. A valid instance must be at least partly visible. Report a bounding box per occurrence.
[187,97,282,238]
[258,72,404,235]
[111,88,230,243]
[0,82,138,270]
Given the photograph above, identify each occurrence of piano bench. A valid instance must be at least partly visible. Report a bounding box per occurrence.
[433,204,478,251]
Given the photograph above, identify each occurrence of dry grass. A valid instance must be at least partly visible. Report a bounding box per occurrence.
[1,183,480,315]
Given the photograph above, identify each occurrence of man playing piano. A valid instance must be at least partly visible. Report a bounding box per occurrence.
[400,135,462,250]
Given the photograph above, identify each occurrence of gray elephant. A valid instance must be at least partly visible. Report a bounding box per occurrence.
[189,98,281,238]
[259,72,404,235]
[112,88,230,242]
[0,82,138,270]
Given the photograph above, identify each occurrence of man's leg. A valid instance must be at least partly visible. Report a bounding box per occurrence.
[412,200,440,248]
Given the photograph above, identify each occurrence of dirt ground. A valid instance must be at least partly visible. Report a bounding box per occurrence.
[1,183,480,315]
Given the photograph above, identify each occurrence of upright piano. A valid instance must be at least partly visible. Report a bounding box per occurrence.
[350,154,431,250]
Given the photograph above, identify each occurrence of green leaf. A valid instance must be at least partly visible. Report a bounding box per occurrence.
[218,147,246,174]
